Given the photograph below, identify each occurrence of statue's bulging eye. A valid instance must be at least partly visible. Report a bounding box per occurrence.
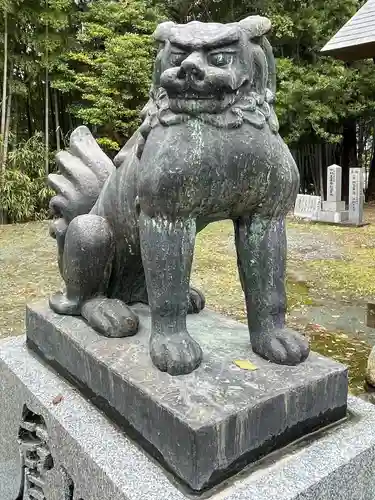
[170,53,187,67]
[208,53,234,67]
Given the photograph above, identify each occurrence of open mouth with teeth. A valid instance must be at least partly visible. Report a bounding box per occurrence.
[169,92,229,102]
[167,86,243,102]
[164,85,246,114]
[167,90,218,99]
[181,95,216,100]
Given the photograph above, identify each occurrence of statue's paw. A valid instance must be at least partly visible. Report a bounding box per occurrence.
[251,328,310,366]
[82,298,139,338]
[49,218,68,240]
[150,331,203,376]
[188,287,206,314]
[50,292,81,316]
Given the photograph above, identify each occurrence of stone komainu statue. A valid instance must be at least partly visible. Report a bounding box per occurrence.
[48,16,310,376]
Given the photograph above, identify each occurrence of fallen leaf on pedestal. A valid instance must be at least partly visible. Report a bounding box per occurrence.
[233,360,258,371]
[311,323,327,331]
[52,394,64,405]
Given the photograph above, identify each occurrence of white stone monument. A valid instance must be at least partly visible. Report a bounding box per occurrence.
[322,164,345,212]
[349,167,365,226]
[294,194,321,219]
[314,164,349,223]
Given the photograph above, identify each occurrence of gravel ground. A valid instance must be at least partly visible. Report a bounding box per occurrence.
[228,226,344,261]
[287,227,344,261]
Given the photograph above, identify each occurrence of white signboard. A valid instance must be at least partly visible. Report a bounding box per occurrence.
[294,194,322,219]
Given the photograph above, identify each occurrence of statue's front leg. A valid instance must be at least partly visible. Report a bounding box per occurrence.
[139,212,203,375]
[234,214,309,365]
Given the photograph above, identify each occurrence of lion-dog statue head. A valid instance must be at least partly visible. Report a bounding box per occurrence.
[132,16,279,161]
[151,17,277,126]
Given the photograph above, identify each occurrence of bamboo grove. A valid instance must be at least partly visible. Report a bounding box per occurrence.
[1,0,375,222]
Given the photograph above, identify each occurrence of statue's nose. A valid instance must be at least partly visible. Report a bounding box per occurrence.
[178,53,205,81]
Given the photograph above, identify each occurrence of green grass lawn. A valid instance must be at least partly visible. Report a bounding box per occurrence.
[0,216,374,393]
[0,219,311,335]
[0,221,61,336]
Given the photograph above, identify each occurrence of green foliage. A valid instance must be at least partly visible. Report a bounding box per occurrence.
[2,133,54,222]
[0,0,72,89]
[53,0,162,151]
[1,0,375,218]
[96,136,121,153]
[165,0,375,146]
[279,57,375,144]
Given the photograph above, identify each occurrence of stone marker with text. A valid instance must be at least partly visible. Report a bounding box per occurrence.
[349,167,364,226]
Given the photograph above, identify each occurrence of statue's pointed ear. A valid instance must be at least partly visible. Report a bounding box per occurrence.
[153,21,175,42]
[238,16,271,39]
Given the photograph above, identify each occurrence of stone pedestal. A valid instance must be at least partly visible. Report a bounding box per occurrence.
[366,346,375,388]
[25,302,348,492]
[313,210,349,223]
[366,302,375,329]
[313,164,351,225]
[1,336,375,500]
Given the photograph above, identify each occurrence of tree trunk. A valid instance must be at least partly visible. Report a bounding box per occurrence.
[318,144,324,200]
[45,68,49,175]
[13,93,17,144]
[341,118,357,203]
[53,89,61,151]
[27,90,33,138]
[0,10,8,225]
[45,20,49,176]
[0,11,8,149]
[366,138,375,202]
[322,143,328,200]
[3,77,13,171]
[59,92,67,146]
[68,111,73,133]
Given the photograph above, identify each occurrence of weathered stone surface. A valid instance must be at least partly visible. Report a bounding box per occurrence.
[46,15,308,376]
[294,194,322,219]
[312,210,349,223]
[366,302,375,329]
[349,167,365,226]
[366,346,375,387]
[322,201,346,212]
[326,164,343,203]
[0,336,374,500]
[26,302,347,492]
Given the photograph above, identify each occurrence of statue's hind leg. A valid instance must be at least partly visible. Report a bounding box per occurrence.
[50,214,138,337]
[187,218,208,314]
[139,212,203,376]
[50,214,114,315]
[234,214,309,365]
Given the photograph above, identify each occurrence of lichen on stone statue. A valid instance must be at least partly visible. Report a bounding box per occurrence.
[47,15,309,376]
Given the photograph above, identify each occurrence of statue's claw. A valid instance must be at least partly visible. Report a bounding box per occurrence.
[82,298,139,338]
[188,287,206,314]
[251,328,310,365]
[150,330,203,376]
[49,292,81,316]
